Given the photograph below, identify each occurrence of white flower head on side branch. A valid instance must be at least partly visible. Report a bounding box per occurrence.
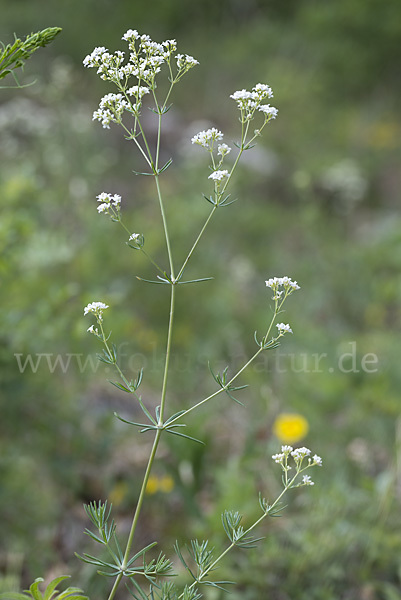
[230,83,278,124]
[272,445,323,488]
[266,276,300,301]
[276,322,293,335]
[84,301,109,323]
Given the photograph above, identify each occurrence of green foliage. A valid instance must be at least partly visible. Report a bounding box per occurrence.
[0,576,87,600]
[0,27,61,83]
[1,2,401,599]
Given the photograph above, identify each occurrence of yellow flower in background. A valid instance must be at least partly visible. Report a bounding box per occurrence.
[145,474,174,495]
[158,475,174,493]
[273,413,309,444]
[108,480,129,506]
[145,475,160,495]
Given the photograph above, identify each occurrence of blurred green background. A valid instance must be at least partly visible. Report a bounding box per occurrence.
[1,0,401,598]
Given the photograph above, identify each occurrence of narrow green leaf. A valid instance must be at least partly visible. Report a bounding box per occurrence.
[128,541,158,565]
[137,398,156,425]
[108,380,132,393]
[157,158,173,174]
[84,529,105,545]
[177,277,213,285]
[165,428,204,444]
[136,276,169,284]
[163,410,186,425]
[29,579,44,600]
[129,579,148,600]
[114,412,151,429]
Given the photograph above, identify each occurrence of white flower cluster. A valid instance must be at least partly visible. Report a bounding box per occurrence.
[265,276,300,300]
[272,445,322,487]
[83,29,199,95]
[191,129,232,179]
[87,324,99,336]
[276,322,293,334]
[127,85,150,99]
[217,143,231,157]
[230,83,278,123]
[84,31,199,128]
[84,301,109,323]
[96,192,122,217]
[93,93,130,129]
[83,46,126,82]
[191,127,224,149]
[208,170,229,182]
[176,53,199,70]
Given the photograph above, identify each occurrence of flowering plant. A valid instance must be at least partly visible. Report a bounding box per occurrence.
[1,29,322,600]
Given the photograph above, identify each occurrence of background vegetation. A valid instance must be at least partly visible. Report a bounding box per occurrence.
[1,0,401,598]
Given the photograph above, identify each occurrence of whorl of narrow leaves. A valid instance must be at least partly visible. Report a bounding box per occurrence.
[221,510,264,549]
[0,27,62,82]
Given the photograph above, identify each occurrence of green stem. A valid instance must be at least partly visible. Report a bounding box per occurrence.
[159,283,176,422]
[155,174,175,279]
[179,472,299,599]
[167,309,282,426]
[176,205,217,281]
[106,430,162,600]
[107,142,177,600]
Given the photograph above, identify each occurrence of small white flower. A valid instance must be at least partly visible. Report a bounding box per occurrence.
[272,452,285,463]
[312,454,323,466]
[87,325,99,336]
[122,29,140,41]
[110,194,121,207]
[129,233,140,242]
[83,46,108,68]
[253,83,273,98]
[127,85,150,98]
[291,447,311,461]
[97,202,110,213]
[258,104,279,119]
[230,89,253,103]
[84,301,109,322]
[276,323,293,334]
[265,276,301,292]
[176,53,199,70]
[217,143,231,156]
[302,475,314,486]
[208,170,229,182]
[96,193,121,215]
[191,127,224,149]
[281,445,293,454]
[96,192,109,202]
[93,93,129,128]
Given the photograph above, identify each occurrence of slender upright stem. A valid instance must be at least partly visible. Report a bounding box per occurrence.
[106,429,162,600]
[107,112,178,600]
[176,205,217,281]
[155,174,175,279]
